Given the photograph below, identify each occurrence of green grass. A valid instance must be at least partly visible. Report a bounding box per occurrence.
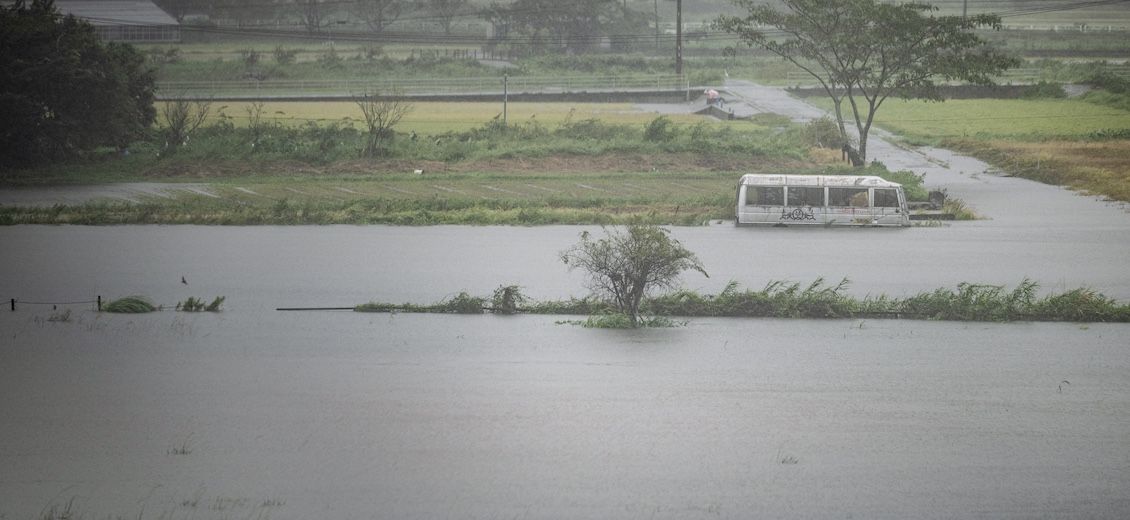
[103,296,157,313]
[177,296,225,312]
[354,278,1130,323]
[813,98,1130,143]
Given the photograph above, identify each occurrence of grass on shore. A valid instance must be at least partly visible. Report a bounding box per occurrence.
[1,109,939,225]
[356,278,1130,324]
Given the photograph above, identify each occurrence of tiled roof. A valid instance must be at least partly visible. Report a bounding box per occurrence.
[55,0,178,26]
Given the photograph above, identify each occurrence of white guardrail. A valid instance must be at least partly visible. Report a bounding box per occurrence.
[157,75,690,98]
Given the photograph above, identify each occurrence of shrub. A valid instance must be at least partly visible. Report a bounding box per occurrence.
[273,46,297,65]
[803,117,844,148]
[442,292,484,314]
[491,285,526,314]
[1019,81,1066,99]
[643,116,678,143]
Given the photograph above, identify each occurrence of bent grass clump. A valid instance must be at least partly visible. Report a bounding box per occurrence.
[177,296,226,312]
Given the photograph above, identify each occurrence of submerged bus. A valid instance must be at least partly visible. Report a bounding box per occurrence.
[736,174,910,227]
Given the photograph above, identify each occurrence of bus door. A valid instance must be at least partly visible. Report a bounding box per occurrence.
[871,188,906,226]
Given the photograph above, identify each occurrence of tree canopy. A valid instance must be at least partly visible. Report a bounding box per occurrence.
[716,0,1020,166]
[0,0,156,168]
[484,0,651,54]
[561,224,708,327]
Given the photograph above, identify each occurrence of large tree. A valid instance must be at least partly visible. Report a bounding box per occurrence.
[716,0,1019,166]
[351,0,406,34]
[486,0,648,54]
[0,0,156,168]
[424,0,469,36]
[561,224,708,328]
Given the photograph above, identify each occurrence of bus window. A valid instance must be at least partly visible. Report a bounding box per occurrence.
[747,186,784,206]
[829,187,869,207]
[874,188,900,208]
[787,187,824,207]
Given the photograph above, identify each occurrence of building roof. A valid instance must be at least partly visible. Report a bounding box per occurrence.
[55,0,177,26]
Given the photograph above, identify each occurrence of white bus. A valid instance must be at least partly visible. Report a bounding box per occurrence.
[736,174,910,227]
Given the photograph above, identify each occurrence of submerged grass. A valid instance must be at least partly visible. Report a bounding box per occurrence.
[355,279,1130,323]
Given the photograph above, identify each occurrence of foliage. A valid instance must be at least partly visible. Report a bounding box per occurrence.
[716,0,1020,166]
[103,296,157,313]
[0,0,156,167]
[160,99,212,152]
[424,0,469,35]
[643,116,678,143]
[802,117,844,149]
[491,285,526,315]
[1019,81,1066,99]
[485,0,651,54]
[560,224,708,327]
[351,0,406,33]
[355,90,412,157]
[177,296,225,312]
[1082,70,1130,112]
[272,46,297,65]
[351,279,1130,323]
[572,312,681,328]
[1086,70,1130,94]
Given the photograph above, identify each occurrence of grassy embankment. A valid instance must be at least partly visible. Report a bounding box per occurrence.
[0,103,929,225]
[354,279,1130,324]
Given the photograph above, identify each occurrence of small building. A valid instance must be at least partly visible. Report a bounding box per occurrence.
[55,0,180,42]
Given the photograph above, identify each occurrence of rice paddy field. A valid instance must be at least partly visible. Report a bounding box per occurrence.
[200,101,703,134]
[849,98,1130,202]
[859,99,1130,140]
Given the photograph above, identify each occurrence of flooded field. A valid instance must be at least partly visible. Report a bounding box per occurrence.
[1,223,1129,519]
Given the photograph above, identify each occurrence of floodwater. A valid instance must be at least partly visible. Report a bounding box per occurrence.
[1,222,1129,519]
[3,309,1130,519]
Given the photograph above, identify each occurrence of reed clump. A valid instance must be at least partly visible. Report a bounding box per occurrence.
[102,296,157,313]
[176,296,226,312]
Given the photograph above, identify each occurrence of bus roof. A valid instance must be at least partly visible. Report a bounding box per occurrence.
[738,174,902,188]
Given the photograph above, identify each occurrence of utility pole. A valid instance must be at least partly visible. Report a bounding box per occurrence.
[654,0,660,52]
[963,0,967,21]
[503,74,508,126]
[675,0,682,75]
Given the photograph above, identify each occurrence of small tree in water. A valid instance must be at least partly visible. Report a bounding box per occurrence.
[561,224,708,327]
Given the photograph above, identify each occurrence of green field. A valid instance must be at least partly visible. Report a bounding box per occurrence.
[837,97,1130,202]
[826,98,1130,141]
[199,101,703,134]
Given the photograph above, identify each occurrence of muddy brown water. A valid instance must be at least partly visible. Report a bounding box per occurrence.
[1,223,1129,519]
